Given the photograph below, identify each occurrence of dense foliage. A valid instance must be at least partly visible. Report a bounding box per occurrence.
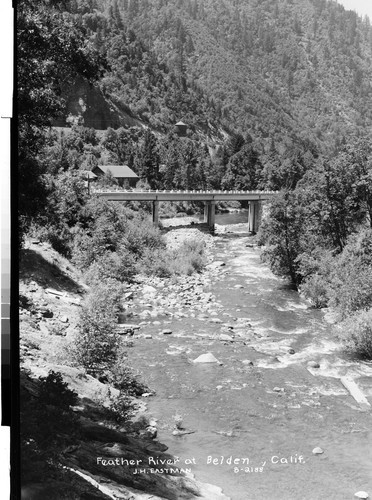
[259,139,372,358]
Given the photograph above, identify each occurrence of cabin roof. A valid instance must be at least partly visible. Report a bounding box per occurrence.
[94,165,139,178]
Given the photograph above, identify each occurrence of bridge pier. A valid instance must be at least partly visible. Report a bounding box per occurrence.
[204,201,216,231]
[152,200,159,227]
[248,201,260,233]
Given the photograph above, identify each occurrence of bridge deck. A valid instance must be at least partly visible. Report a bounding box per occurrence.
[94,190,278,202]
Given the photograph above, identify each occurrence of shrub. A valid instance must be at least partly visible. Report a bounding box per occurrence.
[298,248,334,308]
[328,229,372,318]
[299,273,329,308]
[84,249,137,285]
[339,309,372,359]
[122,217,166,257]
[74,282,124,376]
[105,391,136,424]
[109,361,150,396]
[138,237,207,277]
[71,198,165,282]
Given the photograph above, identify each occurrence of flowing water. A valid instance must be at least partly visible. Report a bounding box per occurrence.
[129,215,372,500]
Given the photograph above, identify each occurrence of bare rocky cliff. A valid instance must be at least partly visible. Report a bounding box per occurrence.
[53,76,145,130]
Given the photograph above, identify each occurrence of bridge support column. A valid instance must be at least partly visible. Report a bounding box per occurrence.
[248,201,260,233]
[204,202,209,223]
[207,201,216,232]
[152,200,159,227]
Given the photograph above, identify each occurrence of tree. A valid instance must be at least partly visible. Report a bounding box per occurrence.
[260,191,307,287]
[17,0,103,241]
[221,144,261,191]
[135,130,162,188]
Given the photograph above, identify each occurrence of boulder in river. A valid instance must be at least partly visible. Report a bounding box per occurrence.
[312,447,324,455]
[161,329,173,335]
[269,356,281,364]
[308,361,320,368]
[219,334,234,342]
[193,352,221,364]
[354,491,369,499]
[142,285,157,296]
[242,359,253,366]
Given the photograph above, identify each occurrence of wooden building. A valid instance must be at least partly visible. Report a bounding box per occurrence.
[92,165,139,187]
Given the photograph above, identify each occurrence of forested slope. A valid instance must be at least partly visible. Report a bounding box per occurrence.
[99,0,372,152]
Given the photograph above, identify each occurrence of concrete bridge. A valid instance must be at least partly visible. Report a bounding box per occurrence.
[94,189,278,232]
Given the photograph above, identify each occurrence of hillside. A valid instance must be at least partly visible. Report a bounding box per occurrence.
[72,0,372,153]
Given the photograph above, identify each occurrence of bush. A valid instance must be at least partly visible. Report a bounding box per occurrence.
[138,238,207,277]
[339,309,372,359]
[122,217,166,257]
[84,249,137,285]
[298,248,334,308]
[74,282,124,376]
[300,273,329,308]
[138,247,172,277]
[71,198,165,282]
[169,239,207,275]
[328,229,372,318]
[105,391,136,424]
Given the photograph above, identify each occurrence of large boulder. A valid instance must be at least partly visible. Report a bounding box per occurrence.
[193,353,221,364]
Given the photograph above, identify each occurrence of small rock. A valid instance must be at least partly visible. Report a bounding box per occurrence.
[144,426,157,439]
[55,329,67,336]
[41,308,53,318]
[234,285,244,289]
[28,281,38,292]
[39,323,49,335]
[216,385,223,390]
[273,387,284,392]
[354,491,369,499]
[288,348,295,355]
[308,361,320,368]
[269,356,281,363]
[142,285,157,296]
[141,393,154,398]
[312,447,324,455]
[242,360,253,366]
[193,352,221,364]
[219,334,233,342]
[144,334,152,339]
[60,315,69,324]
[162,329,173,335]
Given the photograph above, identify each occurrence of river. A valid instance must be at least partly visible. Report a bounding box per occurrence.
[129,215,372,500]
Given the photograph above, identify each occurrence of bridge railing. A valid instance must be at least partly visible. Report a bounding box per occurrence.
[91,187,279,195]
